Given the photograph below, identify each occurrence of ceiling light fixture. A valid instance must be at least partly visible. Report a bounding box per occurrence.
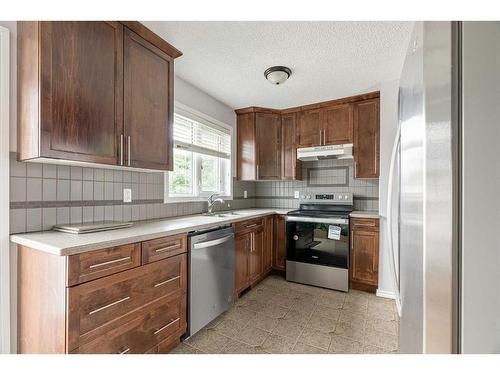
[264,66,292,85]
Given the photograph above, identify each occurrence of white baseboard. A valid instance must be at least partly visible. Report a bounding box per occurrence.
[376,289,396,300]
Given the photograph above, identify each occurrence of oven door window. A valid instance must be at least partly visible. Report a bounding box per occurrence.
[286,221,349,269]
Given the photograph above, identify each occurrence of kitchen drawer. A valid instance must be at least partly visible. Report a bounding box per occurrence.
[67,254,187,351]
[234,217,264,235]
[142,233,187,264]
[350,218,379,231]
[67,243,141,286]
[73,294,186,354]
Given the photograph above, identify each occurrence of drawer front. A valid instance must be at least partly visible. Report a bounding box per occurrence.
[67,243,141,286]
[73,294,186,354]
[67,254,187,351]
[234,217,264,235]
[351,218,379,231]
[142,233,187,264]
[156,334,180,354]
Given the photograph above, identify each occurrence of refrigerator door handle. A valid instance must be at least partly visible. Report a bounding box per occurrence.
[387,120,402,316]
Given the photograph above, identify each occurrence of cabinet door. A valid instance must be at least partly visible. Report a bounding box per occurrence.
[256,112,281,180]
[235,233,250,294]
[39,21,123,165]
[249,228,264,283]
[354,98,380,178]
[236,113,257,181]
[262,216,274,273]
[297,109,321,148]
[281,113,302,180]
[323,104,353,145]
[124,28,173,170]
[273,215,286,271]
[350,229,379,287]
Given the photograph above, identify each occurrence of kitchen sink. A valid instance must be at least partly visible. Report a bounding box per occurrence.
[202,211,242,218]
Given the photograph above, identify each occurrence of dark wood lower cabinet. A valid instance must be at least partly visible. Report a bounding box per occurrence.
[349,218,380,293]
[17,233,188,354]
[234,232,251,295]
[273,215,287,271]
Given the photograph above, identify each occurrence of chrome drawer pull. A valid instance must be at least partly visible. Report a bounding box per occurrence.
[118,347,130,354]
[153,318,180,335]
[355,223,376,227]
[154,243,179,253]
[89,296,130,315]
[154,275,180,288]
[89,256,131,269]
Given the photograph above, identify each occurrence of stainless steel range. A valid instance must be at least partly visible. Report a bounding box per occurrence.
[285,192,353,292]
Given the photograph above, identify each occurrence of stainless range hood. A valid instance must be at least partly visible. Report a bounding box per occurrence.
[296,143,353,161]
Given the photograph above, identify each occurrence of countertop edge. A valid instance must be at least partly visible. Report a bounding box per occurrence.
[349,211,380,219]
[10,209,290,256]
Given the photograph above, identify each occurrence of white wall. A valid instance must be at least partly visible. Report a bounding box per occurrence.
[377,79,400,298]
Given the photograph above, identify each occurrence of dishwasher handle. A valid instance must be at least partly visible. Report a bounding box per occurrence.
[192,234,234,250]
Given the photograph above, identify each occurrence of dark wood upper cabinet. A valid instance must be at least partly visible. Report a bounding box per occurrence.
[236,113,257,180]
[281,113,302,180]
[353,98,380,178]
[124,28,173,170]
[256,112,281,180]
[17,21,181,171]
[297,108,321,148]
[323,104,353,145]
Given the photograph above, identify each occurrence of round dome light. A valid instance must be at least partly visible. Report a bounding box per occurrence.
[264,66,292,85]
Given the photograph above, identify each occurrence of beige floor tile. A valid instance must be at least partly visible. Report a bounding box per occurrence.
[292,342,328,354]
[272,319,305,340]
[328,335,363,354]
[292,300,317,315]
[367,306,397,322]
[314,305,341,321]
[247,313,281,333]
[333,320,366,341]
[237,326,270,346]
[224,306,257,322]
[170,343,204,354]
[338,310,367,324]
[270,295,297,309]
[362,344,395,354]
[365,318,398,335]
[211,318,247,338]
[306,313,337,333]
[283,308,314,325]
[261,334,296,354]
[237,298,268,313]
[220,338,267,354]
[364,328,399,351]
[259,303,289,319]
[298,327,332,351]
[204,312,226,329]
[185,329,230,353]
[317,296,344,309]
[342,299,368,313]
[368,297,395,311]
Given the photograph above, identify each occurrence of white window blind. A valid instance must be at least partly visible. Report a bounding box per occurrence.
[173,114,231,159]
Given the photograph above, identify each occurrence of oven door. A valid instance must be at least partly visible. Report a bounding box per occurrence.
[286,216,349,269]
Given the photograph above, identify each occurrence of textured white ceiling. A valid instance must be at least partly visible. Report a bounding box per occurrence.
[143,21,413,109]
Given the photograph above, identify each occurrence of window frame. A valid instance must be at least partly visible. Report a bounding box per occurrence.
[164,103,233,203]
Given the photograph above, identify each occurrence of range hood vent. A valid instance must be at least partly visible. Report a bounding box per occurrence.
[296,143,353,161]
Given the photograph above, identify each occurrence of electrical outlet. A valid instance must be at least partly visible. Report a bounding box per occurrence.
[294,191,300,199]
[244,190,248,199]
[123,188,132,203]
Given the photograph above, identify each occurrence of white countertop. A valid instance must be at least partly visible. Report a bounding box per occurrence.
[10,208,292,256]
[349,210,380,219]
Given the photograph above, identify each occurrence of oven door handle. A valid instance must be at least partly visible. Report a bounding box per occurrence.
[285,216,349,225]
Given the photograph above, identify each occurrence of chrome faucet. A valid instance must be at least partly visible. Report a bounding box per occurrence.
[207,193,225,214]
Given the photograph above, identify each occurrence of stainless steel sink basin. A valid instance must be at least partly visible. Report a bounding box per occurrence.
[202,211,241,218]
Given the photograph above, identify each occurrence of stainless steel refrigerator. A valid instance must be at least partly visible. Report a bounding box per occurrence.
[386,21,500,354]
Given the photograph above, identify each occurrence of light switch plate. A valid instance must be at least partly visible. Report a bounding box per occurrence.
[294,191,300,199]
[123,188,132,203]
[244,190,248,199]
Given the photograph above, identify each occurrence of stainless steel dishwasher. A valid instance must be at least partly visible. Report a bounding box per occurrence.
[188,225,235,337]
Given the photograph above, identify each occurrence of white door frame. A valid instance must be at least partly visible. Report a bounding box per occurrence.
[0,25,11,354]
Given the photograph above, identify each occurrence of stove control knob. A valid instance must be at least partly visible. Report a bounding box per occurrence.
[338,195,343,200]
[293,235,299,241]
[344,195,349,200]
[306,195,311,199]
[301,195,306,199]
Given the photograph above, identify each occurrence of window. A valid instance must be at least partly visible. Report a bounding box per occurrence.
[166,110,232,201]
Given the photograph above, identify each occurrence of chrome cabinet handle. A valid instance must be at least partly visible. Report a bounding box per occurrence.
[88,256,131,269]
[118,347,130,354]
[153,318,180,335]
[319,129,322,145]
[256,165,259,180]
[246,223,257,228]
[120,134,124,165]
[351,231,353,250]
[127,136,131,166]
[154,275,180,288]
[89,296,130,315]
[154,243,179,253]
